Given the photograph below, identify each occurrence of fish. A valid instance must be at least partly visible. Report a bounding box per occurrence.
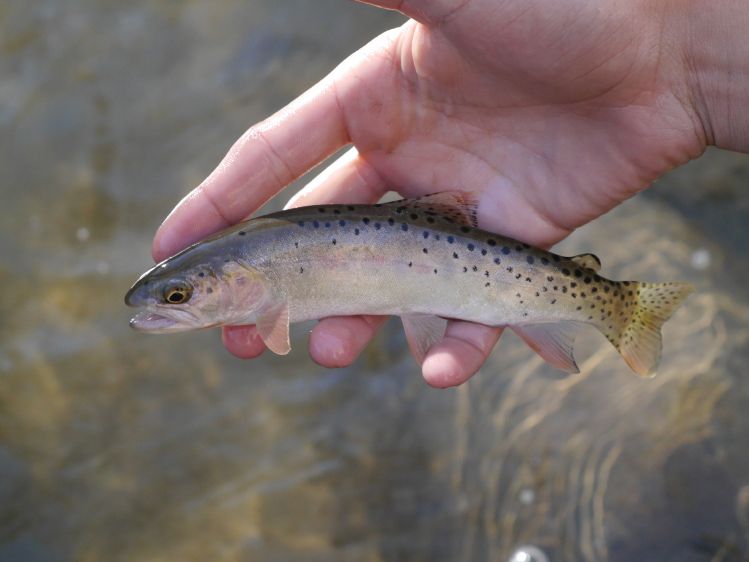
[125,192,693,377]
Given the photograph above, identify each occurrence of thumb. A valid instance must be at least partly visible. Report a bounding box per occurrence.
[353,0,467,25]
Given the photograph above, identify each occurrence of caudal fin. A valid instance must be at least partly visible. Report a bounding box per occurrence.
[606,281,693,377]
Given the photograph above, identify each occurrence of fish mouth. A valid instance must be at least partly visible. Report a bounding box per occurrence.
[129,310,189,333]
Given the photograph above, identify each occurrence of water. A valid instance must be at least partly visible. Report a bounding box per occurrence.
[1,2,748,561]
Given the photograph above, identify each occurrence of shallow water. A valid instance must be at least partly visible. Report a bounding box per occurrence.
[1,2,748,561]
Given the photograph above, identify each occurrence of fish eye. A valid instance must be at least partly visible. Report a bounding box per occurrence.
[163,284,192,304]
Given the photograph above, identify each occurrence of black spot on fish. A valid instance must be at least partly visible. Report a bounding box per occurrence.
[467,244,475,251]
[552,255,561,262]
[507,266,513,273]
[473,266,479,272]
[354,228,360,235]
[347,206,355,211]
[410,213,418,220]
[463,267,468,273]
[388,218,394,226]
[294,242,299,248]
[408,262,412,267]
[363,218,370,224]
[423,231,429,239]
[485,282,491,287]
[298,221,305,227]
[574,269,583,278]
[494,258,501,265]
[485,270,489,277]
[525,277,532,282]
[571,293,577,298]
[333,209,341,215]
[423,248,428,254]
[562,268,570,275]
[584,276,592,284]
[591,287,598,293]
[551,299,557,304]
[435,234,440,241]
[535,291,540,297]
[526,256,534,265]
[488,239,496,246]
[541,257,549,265]
[453,252,459,259]
[396,206,405,213]
[570,282,577,288]
[562,286,568,293]
[515,273,522,279]
[207,287,213,294]
[332,239,336,245]
[434,269,438,274]
[198,272,205,278]
[313,221,320,228]
[374,222,381,229]
[318,207,326,213]
[238,231,246,236]
[515,245,523,252]
[502,246,511,255]
[299,267,304,273]
[401,224,408,231]
[447,236,455,244]
[481,249,487,255]
[325,222,331,228]
[339,220,346,226]
[460,226,470,233]
[547,276,554,282]
[427,217,435,224]
[580,292,586,298]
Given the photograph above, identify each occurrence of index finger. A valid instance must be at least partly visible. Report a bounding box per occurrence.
[152,78,349,262]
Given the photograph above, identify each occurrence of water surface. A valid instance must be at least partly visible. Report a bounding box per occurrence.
[1,2,748,561]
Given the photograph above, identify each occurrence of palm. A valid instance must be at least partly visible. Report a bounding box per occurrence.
[153,0,705,386]
[340,3,702,246]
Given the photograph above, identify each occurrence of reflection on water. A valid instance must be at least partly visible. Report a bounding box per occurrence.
[1,2,748,561]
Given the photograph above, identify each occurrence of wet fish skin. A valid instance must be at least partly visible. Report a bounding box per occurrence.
[125,193,693,376]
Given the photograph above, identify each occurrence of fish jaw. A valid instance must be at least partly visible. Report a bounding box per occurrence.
[129,310,185,333]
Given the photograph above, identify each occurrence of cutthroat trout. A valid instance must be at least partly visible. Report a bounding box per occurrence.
[125,192,693,376]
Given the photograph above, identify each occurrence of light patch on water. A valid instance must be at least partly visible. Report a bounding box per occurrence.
[508,545,549,562]
[690,247,711,270]
[518,487,535,505]
[76,226,90,242]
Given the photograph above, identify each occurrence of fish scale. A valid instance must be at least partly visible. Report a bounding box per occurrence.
[125,192,693,377]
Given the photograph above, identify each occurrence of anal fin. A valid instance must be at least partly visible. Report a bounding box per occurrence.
[401,314,447,364]
[512,322,582,374]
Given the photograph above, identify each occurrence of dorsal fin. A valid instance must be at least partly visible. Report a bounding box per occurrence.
[384,191,479,227]
[570,253,601,272]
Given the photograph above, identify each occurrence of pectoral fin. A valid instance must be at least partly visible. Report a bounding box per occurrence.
[401,314,447,363]
[512,322,582,373]
[256,301,291,355]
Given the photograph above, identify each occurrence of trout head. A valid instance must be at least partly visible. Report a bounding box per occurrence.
[125,248,270,333]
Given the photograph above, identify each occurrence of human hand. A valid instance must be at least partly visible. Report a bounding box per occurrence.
[152,0,725,387]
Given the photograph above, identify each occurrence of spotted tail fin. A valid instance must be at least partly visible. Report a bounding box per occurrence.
[602,281,693,377]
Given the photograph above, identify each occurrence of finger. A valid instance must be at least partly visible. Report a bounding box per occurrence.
[353,0,460,25]
[421,321,502,388]
[152,79,350,262]
[285,147,386,209]
[222,325,266,359]
[288,147,391,367]
[310,315,388,368]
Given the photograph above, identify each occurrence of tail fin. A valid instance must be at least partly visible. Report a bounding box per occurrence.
[603,281,693,377]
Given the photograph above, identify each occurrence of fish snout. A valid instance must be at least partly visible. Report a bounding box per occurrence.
[124,280,154,307]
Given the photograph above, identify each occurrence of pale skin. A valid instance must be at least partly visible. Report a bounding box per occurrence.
[152,0,749,387]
